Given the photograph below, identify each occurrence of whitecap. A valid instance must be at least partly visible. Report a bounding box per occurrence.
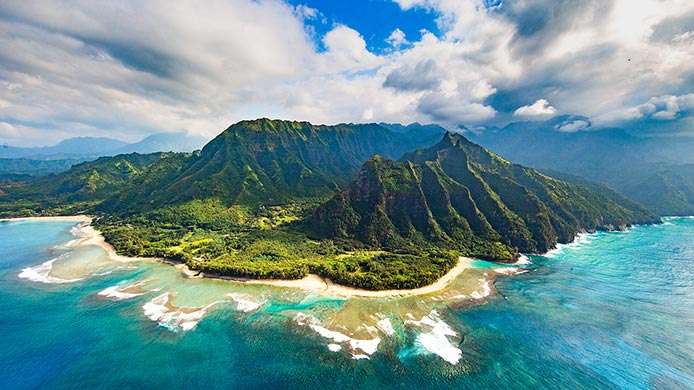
[294,313,381,358]
[98,281,148,301]
[543,245,564,258]
[142,293,219,332]
[18,257,83,284]
[494,267,520,275]
[470,278,492,300]
[350,337,381,355]
[327,343,342,352]
[405,310,462,365]
[376,317,395,336]
[514,254,531,265]
[544,231,597,257]
[226,293,265,312]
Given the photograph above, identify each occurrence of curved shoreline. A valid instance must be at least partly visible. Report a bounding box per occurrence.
[186,258,473,298]
[4,215,475,298]
[1,215,153,263]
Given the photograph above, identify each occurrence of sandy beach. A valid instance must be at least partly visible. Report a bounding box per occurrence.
[5,215,475,298]
[2,215,151,263]
[191,257,474,298]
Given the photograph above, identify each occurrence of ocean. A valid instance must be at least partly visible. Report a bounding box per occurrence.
[0,217,692,389]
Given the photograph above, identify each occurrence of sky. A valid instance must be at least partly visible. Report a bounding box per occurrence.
[0,0,692,146]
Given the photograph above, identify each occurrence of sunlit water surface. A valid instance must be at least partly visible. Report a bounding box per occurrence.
[0,217,692,389]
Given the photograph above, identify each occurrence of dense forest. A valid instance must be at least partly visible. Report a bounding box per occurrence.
[0,119,659,290]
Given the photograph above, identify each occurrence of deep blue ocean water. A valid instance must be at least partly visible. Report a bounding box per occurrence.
[0,218,692,389]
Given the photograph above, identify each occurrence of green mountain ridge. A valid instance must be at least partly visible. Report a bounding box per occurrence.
[0,153,180,216]
[101,119,444,213]
[0,119,661,290]
[469,117,694,216]
[310,133,657,258]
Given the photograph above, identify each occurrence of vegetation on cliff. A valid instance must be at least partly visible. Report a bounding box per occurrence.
[309,133,656,259]
[0,119,658,290]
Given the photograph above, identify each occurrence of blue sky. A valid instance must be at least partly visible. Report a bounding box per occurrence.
[0,0,692,146]
[286,0,440,53]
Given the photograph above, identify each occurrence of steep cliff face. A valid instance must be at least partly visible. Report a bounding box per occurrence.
[309,133,658,258]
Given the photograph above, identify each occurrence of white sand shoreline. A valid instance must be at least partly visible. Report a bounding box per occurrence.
[4,215,476,298]
[2,215,152,263]
[189,257,474,298]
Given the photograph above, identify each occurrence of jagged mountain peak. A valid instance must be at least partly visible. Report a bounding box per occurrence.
[310,132,657,259]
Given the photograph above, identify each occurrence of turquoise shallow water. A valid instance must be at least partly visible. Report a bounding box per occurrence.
[0,218,692,389]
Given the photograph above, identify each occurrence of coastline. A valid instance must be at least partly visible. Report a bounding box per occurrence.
[2,215,154,263]
[2,215,477,299]
[188,257,474,298]
[1,215,92,223]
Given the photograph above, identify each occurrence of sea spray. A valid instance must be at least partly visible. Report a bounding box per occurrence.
[469,275,492,300]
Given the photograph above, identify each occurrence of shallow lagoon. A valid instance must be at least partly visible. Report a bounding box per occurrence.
[1,217,692,389]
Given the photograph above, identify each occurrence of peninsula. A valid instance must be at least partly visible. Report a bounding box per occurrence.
[0,119,658,290]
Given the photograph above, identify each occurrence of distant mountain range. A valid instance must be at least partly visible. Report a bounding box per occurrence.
[469,116,694,216]
[0,132,207,166]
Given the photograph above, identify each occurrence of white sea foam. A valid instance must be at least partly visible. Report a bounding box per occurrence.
[18,257,83,284]
[514,254,531,265]
[544,232,597,258]
[543,246,563,258]
[350,338,381,355]
[328,343,342,352]
[470,278,492,300]
[405,310,461,365]
[376,317,395,336]
[98,281,147,301]
[294,313,381,358]
[226,293,265,312]
[142,293,219,332]
[494,267,522,275]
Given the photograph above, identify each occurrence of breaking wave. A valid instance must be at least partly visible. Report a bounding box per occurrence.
[405,310,462,365]
[142,292,220,332]
[18,256,83,284]
[294,313,382,359]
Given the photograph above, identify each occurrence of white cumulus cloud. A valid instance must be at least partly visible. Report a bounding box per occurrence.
[0,0,692,145]
[513,99,557,118]
[386,28,409,48]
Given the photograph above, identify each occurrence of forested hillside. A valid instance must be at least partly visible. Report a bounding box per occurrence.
[470,117,694,215]
[0,119,659,290]
[310,133,656,257]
